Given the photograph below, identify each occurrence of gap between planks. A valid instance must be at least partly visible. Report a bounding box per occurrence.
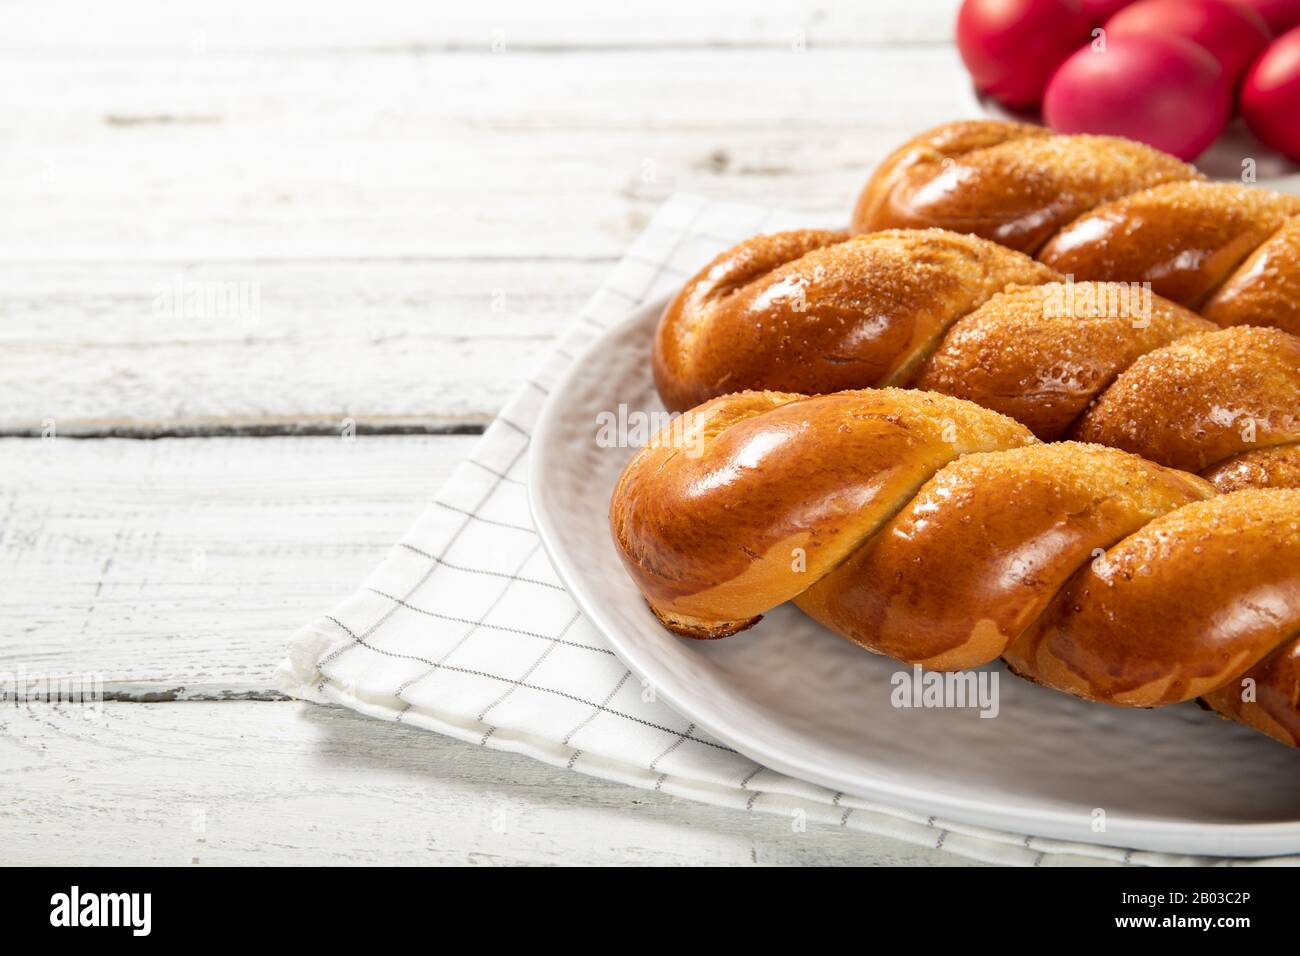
[0,420,489,440]
[0,434,479,693]
[0,699,972,866]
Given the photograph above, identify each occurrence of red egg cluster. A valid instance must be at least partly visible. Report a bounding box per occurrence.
[956,0,1300,161]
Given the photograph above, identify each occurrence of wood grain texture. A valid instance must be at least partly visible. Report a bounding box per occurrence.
[0,701,976,866]
[0,5,973,428]
[0,0,981,865]
[0,428,961,866]
[0,261,606,432]
[6,0,958,52]
[1,50,970,261]
[0,435,470,694]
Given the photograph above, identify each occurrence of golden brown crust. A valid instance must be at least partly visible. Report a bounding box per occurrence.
[1201,444,1300,493]
[853,121,1300,327]
[610,388,1036,629]
[654,231,1300,476]
[652,229,1058,413]
[610,389,1300,747]
[794,443,1213,670]
[618,120,1300,747]
[912,283,1215,439]
[1069,327,1300,472]
[1204,216,1300,336]
[850,119,1049,241]
[1039,183,1300,306]
[1004,489,1300,717]
[1201,637,1300,748]
[647,603,761,640]
[852,123,1199,254]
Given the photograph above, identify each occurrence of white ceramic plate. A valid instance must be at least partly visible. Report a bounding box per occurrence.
[529,295,1300,857]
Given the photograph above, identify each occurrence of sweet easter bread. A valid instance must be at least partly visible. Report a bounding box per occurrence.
[853,120,1300,332]
[609,389,1300,747]
[654,229,1300,484]
[628,122,1300,748]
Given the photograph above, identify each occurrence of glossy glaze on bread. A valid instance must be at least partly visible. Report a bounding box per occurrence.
[609,389,1036,637]
[653,229,1057,411]
[854,121,1196,254]
[853,120,1300,333]
[610,392,1300,747]
[655,230,1300,484]
[620,121,1300,748]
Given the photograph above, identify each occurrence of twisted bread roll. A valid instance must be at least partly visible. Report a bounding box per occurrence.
[654,228,1057,409]
[853,120,1300,334]
[609,389,1300,747]
[627,122,1300,748]
[654,229,1300,486]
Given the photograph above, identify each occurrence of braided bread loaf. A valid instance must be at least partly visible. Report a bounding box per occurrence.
[624,123,1300,748]
[609,390,1300,747]
[852,119,1300,334]
[653,228,1300,487]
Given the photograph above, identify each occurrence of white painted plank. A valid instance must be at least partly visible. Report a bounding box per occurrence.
[0,260,606,432]
[0,700,974,865]
[5,0,962,52]
[0,47,974,426]
[0,0,989,869]
[0,435,475,693]
[1,49,972,261]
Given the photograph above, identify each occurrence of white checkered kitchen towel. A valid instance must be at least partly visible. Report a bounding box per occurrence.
[278,194,1296,867]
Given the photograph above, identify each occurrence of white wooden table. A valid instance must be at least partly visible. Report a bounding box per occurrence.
[1,0,984,865]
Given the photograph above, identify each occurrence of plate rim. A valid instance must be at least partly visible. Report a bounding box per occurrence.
[527,293,1300,858]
